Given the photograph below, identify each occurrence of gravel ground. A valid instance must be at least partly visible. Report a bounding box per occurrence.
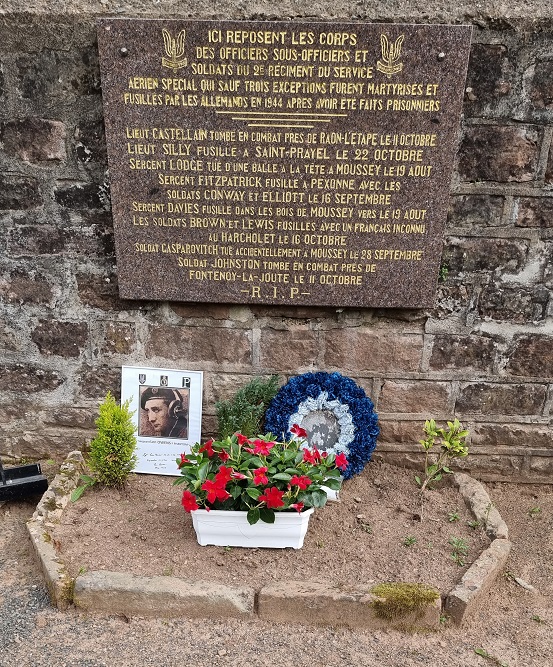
[1,481,552,667]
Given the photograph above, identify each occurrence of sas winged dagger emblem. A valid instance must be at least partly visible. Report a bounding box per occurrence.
[162,28,187,72]
[377,34,404,78]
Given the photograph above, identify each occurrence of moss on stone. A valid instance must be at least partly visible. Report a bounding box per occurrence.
[370,582,440,620]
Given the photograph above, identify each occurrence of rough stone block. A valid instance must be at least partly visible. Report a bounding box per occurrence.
[0,268,53,304]
[206,373,256,406]
[0,173,42,209]
[453,472,508,539]
[101,322,136,355]
[447,194,504,229]
[429,334,496,372]
[16,47,100,105]
[74,571,255,619]
[41,408,96,430]
[472,422,553,449]
[546,145,553,185]
[1,118,66,163]
[444,238,527,277]
[76,273,130,311]
[31,320,88,358]
[324,330,423,373]
[378,381,451,414]
[457,382,546,415]
[378,420,424,444]
[478,285,549,323]
[7,432,87,460]
[459,126,541,183]
[529,59,553,111]
[258,580,440,630]
[444,539,511,625]
[464,44,513,117]
[54,182,104,210]
[506,335,553,378]
[73,119,107,173]
[0,364,64,392]
[259,327,319,370]
[77,365,122,400]
[515,197,553,228]
[433,282,472,319]
[145,325,251,366]
[8,225,67,256]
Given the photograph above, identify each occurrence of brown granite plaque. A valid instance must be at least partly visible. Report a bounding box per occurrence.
[97,19,471,307]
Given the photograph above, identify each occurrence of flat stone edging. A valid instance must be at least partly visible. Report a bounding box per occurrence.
[27,454,510,629]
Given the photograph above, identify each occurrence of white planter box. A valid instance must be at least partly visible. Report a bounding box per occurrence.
[191,508,315,549]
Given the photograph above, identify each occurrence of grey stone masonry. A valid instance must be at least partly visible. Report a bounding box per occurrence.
[0,2,552,481]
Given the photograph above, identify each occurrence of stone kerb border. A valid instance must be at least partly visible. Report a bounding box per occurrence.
[27,454,511,629]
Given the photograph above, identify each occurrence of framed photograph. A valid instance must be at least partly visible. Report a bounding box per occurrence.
[121,366,203,475]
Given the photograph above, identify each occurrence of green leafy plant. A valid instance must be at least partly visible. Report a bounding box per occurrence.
[468,519,482,530]
[448,510,460,522]
[174,425,347,525]
[71,392,137,501]
[528,506,541,518]
[403,535,417,547]
[216,375,280,439]
[415,418,469,493]
[449,536,469,566]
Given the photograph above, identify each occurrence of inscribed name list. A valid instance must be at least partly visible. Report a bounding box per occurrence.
[97,20,471,307]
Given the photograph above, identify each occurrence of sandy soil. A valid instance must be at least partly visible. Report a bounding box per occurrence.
[2,460,553,667]
[53,461,492,594]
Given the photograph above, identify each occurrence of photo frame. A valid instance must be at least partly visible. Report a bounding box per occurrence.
[121,365,203,475]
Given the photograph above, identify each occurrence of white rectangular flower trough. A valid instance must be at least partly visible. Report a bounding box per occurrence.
[191,508,315,549]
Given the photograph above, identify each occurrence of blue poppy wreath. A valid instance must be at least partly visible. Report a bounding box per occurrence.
[264,371,379,479]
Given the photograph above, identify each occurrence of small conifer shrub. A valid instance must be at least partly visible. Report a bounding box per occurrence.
[72,392,137,501]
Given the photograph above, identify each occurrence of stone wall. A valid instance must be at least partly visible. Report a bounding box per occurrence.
[1,3,552,482]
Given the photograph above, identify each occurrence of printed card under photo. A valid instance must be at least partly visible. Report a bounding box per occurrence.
[121,365,203,475]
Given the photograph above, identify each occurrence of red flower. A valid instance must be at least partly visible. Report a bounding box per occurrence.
[218,449,230,462]
[199,439,215,457]
[251,439,275,456]
[201,479,231,503]
[289,475,312,490]
[253,466,269,485]
[290,501,304,513]
[181,490,199,512]
[236,433,250,445]
[335,452,348,471]
[290,423,307,439]
[178,453,190,468]
[259,486,285,509]
[214,465,233,485]
[303,448,318,464]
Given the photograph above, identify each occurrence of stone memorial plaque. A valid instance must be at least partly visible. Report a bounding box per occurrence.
[97,19,471,307]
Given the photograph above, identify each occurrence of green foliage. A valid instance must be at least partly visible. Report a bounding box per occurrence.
[448,510,460,522]
[370,582,440,621]
[449,536,469,566]
[71,392,137,501]
[415,418,469,494]
[174,431,346,524]
[403,535,417,547]
[216,375,280,439]
[528,506,541,518]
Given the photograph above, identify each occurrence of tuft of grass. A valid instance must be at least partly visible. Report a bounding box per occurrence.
[528,506,541,518]
[448,510,460,522]
[449,536,469,566]
[403,535,417,547]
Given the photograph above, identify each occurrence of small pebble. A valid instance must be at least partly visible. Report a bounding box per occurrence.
[353,497,362,503]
